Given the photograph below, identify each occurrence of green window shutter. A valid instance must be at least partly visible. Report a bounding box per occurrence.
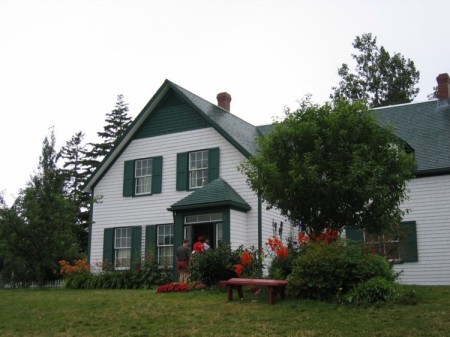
[208,147,220,182]
[176,152,188,191]
[145,225,157,251]
[123,160,134,197]
[152,156,163,194]
[130,226,142,267]
[345,226,364,241]
[399,221,418,263]
[103,228,114,267]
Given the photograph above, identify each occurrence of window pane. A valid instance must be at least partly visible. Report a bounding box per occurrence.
[189,150,208,188]
[135,159,152,195]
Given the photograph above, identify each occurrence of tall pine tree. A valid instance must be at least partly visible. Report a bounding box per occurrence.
[85,94,133,173]
[60,131,91,253]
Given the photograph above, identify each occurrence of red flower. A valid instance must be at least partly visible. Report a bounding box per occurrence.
[240,251,254,266]
[235,264,244,277]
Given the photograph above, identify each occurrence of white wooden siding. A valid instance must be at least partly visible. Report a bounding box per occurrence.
[90,127,261,267]
[230,210,247,249]
[393,174,450,285]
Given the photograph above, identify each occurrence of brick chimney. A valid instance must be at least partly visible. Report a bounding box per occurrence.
[217,92,231,111]
[436,73,450,107]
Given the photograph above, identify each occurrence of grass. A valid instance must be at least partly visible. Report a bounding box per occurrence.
[0,285,449,336]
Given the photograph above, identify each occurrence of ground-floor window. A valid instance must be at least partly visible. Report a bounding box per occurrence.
[345,221,418,263]
[157,224,174,265]
[114,227,132,270]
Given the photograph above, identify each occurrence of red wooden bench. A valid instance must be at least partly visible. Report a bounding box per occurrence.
[219,278,288,304]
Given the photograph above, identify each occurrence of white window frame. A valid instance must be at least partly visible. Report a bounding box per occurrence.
[157,224,174,265]
[189,150,208,189]
[114,227,132,270]
[135,158,152,195]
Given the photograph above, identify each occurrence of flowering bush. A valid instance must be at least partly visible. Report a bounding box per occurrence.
[59,258,90,276]
[157,282,189,293]
[266,236,289,259]
[234,247,263,278]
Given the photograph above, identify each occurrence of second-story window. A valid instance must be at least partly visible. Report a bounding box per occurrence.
[135,158,152,195]
[189,150,209,189]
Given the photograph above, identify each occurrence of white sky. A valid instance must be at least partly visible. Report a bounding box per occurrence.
[1,0,449,205]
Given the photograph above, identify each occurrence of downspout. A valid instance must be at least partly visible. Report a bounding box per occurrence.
[258,195,262,251]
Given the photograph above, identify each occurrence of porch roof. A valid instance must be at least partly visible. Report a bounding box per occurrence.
[168,177,251,212]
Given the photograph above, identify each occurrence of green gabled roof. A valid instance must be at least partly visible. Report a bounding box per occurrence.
[372,100,450,175]
[168,177,251,212]
[83,80,263,192]
[168,81,262,157]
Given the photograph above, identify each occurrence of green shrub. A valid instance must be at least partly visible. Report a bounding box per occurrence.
[345,277,399,304]
[268,250,298,280]
[287,240,396,301]
[190,244,240,286]
[63,251,172,289]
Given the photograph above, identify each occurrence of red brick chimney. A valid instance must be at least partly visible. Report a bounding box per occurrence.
[436,73,450,107]
[217,92,231,111]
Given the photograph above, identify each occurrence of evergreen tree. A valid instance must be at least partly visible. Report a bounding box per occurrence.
[331,33,420,108]
[0,130,79,286]
[60,131,91,253]
[85,94,133,173]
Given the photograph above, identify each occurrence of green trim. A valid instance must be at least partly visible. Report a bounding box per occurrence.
[152,156,163,194]
[399,221,418,263]
[414,167,450,178]
[87,191,94,265]
[345,226,364,241]
[208,147,220,182]
[169,201,251,213]
[173,212,184,282]
[103,228,114,266]
[222,208,231,244]
[130,226,142,267]
[145,225,157,250]
[176,152,188,191]
[123,160,134,197]
[258,195,262,251]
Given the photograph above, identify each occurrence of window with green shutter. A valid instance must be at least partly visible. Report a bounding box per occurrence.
[123,156,163,197]
[344,221,418,263]
[102,226,142,270]
[176,148,220,191]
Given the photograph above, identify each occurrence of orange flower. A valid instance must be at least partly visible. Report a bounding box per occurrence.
[240,251,254,266]
[235,264,244,277]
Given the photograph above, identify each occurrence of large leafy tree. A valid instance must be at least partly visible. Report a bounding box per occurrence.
[240,98,415,237]
[332,33,420,108]
[0,130,79,286]
[85,94,133,173]
[60,131,91,253]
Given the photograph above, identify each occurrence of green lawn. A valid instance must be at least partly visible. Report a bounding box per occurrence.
[0,286,449,337]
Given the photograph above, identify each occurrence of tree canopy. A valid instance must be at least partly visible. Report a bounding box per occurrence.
[331,33,420,108]
[240,98,415,237]
[0,130,79,285]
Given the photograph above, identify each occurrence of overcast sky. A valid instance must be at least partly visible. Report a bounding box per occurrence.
[1,0,449,205]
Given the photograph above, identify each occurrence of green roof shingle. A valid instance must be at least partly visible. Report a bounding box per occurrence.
[168,177,251,212]
[373,100,450,174]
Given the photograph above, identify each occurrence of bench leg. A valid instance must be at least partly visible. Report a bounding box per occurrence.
[227,286,233,301]
[227,285,244,301]
[268,287,275,304]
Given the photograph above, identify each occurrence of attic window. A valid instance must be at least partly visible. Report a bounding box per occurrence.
[135,158,152,195]
[189,150,209,189]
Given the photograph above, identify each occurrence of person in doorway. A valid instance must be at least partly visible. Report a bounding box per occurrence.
[176,239,191,283]
[203,239,211,251]
[193,236,205,253]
